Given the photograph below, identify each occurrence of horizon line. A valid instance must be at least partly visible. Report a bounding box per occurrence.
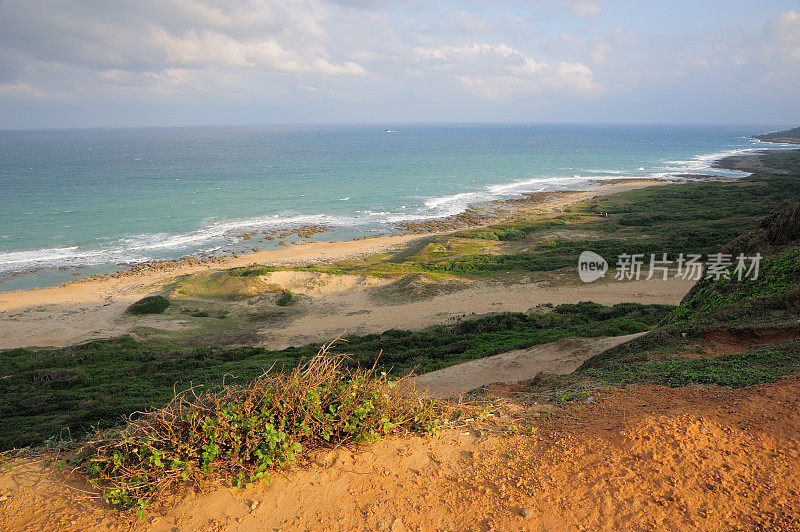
[0,121,795,133]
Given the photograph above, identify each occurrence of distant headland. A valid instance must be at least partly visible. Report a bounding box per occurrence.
[753,126,800,144]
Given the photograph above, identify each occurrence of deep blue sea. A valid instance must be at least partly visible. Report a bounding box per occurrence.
[0,124,794,291]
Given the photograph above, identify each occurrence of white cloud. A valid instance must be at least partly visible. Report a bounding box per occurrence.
[150,29,312,72]
[763,10,800,46]
[0,0,366,100]
[414,42,603,98]
[1,0,798,126]
[0,82,47,98]
[762,10,800,62]
[565,0,603,19]
[557,33,612,65]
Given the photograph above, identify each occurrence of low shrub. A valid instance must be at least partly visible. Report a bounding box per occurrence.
[499,228,526,240]
[233,265,275,277]
[276,290,294,306]
[584,339,800,388]
[126,296,170,315]
[75,348,439,516]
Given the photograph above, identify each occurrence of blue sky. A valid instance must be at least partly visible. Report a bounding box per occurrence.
[0,0,798,128]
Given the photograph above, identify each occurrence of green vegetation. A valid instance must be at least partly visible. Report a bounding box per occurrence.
[6,149,800,457]
[231,265,276,277]
[160,160,800,291]
[178,167,800,286]
[276,289,295,306]
[75,352,438,515]
[126,296,170,315]
[758,149,800,171]
[339,302,671,374]
[229,161,800,279]
[582,340,800,388]
[514,329,800,403]
[490,151,800,402]
[170,271,276,300]
[755,126,800,144]
[669,248,800,323]
[0,337,303,449]
[0,302,671,449]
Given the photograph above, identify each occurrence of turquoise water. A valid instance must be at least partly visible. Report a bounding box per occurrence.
[0,124,792,291]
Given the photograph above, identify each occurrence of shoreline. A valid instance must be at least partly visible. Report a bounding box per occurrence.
[0,176,698,350]
[0,178,666,293]
[0,178,664,308]
[1,137,786,292]
[1,146,795,349]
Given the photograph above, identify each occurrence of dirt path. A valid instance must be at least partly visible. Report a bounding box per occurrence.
[413,332,646,398]
[0,179,672,350]
[2,375,799,531]
[264,277,693,350]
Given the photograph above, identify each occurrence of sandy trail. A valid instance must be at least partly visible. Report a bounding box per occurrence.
[2,374,798,531]
[265,276,694,349]
[0,272,694,350]
[413,332,647,397]
[0,180,678,350]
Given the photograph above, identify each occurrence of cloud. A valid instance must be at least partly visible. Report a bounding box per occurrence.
[763,10,800,45]
[565,0,603,19]
[1,0,798,127]
[0,82,47,98]
[0,0,366,100]
[414,42,603,98]
[762,10,800,61]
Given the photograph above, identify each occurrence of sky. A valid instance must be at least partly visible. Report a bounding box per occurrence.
[0,0,798,129]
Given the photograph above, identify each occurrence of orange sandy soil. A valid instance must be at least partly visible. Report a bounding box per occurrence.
[2,376,799,531]
[685,328,800,357]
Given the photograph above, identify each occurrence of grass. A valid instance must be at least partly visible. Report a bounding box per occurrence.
[508,336,800,405]
[337,301,672,374]
[170,271,277,300]
[755,127,800,144]
[583,339,800,388]
[0,302,671,450]
[74,348,439,516]
[669,248,800,323]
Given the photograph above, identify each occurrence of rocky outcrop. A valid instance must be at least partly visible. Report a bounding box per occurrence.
[722,198,800,256]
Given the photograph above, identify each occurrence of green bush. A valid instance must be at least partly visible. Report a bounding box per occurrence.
[0,303,673,449]
[499,228,526,240]
[75,352,438,516]
[126,296,170,315]
[233,265,275,277]
[276,290,294,306]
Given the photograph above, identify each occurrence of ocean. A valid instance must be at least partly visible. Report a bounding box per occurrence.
[0,123,793,292]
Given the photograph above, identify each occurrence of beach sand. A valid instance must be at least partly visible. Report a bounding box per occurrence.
[0,179,675,350]
[3,374,798,530]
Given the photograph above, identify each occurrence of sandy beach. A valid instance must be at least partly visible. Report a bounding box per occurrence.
[0,179,677,350]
